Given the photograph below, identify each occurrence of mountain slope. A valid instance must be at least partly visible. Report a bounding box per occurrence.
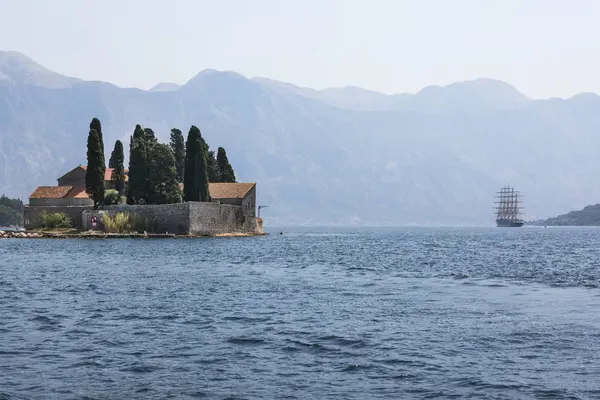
[0,50,79,88]
[530,204,600,226]
[1,52,600,225]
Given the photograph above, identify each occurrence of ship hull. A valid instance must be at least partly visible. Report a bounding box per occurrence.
[496,219,524,228]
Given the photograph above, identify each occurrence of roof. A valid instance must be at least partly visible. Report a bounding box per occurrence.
[209,182,255,199]
[104,168,129,182]
[60,166,128,182]
[177,182,256,199]
[30,186,74,199]
[65,186,90,199]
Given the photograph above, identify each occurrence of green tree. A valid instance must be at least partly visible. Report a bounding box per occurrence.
[207,150,219,182]
[144,128,157,143]
[216,147,236,182]
[170,128,185,182]
[183,126,201,201]
[0,195,23,226]
[110,140,126,194]
[127,125,148,204]
[90,117,105,159]
[183,125,211,202]
[147,143,182,204]
[108,146,117,168]
[85,127,105,208]
[103,189,121,205]
[196,149,211,202]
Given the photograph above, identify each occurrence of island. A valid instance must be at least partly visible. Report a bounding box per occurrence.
[527,203,600,226]
[6,118,266,238]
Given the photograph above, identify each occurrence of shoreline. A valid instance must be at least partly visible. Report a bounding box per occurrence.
[0,230,268,239]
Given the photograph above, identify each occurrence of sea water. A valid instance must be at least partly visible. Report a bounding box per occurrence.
[1,227,599,399]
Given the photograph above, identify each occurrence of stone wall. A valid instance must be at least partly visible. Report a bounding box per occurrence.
[25,202,260,235]
[57,168,86,186]
[189,202,244,235]
[105,203,191,234]
[242,185,256,217]
[29,198,94,207]
[24,205,92,229]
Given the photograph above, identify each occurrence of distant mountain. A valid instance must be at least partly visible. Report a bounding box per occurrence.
[2,50,600,226]
[529,204,600,226]
[254,77,528,112]
[0,51,79,88]
[149,82,181,92]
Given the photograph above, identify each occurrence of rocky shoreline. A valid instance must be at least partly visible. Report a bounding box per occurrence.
[0,230,267,239]
[0,230,43,239]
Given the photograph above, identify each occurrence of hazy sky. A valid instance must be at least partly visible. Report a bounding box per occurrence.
[1,0,599,98]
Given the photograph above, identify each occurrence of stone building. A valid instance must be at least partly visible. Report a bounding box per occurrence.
[58,165,128,191]
[24,165,260,235]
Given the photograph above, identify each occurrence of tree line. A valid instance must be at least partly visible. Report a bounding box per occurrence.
[85,118,236,208]
[0,195,23,226]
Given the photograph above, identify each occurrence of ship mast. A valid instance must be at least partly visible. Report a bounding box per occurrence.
[495,186,523,221]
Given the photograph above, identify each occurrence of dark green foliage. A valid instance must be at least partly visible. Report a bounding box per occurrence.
[216,147,236,182]
[85,127,106,208]
[183,126,200,201]
[110,140,126,194]
[147,143,182,204]
[207,150,219,182]
[170,128,185,182]
[183,125,211,202]
[90,117,104,157]
[103,189,121,205]
[108,140,119,169]
[127,125,148,204]
[0,195,23,226]
[40,212,71,229]
[531,203,600,226]
[144,128,157,143]
[197,149,210,202]
[127,125,181,205]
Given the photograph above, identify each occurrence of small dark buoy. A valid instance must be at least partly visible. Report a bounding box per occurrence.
[279,232,283,235]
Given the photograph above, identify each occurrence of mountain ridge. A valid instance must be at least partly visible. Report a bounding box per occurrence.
[2,51,600,225]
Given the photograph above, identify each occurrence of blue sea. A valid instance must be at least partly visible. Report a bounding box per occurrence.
[1,227,600,399]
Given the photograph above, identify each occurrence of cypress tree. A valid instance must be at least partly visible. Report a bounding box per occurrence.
[216,147,236,183]
[196,148,211,202]
[207,150,219,182]
[183,125,211,202]
[108,147,117,169]
[90,118,105,159]
[143,128,157,144]
[170,128,185,182]
[85,128,106,208]
[110,140,125,195]
[147,143,182,204]
[183,126,201,201]
[127,125,148,204]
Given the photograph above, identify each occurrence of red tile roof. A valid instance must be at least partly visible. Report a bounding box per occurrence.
[30,186,75,199]
[65,186,90,199]
[68,166,128,182]
[209,183,255,199]
[105,168,129,182]
[178,182,255,199]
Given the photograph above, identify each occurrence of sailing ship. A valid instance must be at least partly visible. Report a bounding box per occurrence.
[495,186,524,227]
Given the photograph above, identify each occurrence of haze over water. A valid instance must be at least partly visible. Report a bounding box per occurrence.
[1,227,600,399]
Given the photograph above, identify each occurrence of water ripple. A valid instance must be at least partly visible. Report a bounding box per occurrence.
[1,227,600,399]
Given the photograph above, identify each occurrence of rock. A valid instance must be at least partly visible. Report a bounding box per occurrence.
[0,230,4,235]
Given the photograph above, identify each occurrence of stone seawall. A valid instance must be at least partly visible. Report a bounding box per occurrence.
[106,202,259,235]
[24,205,92,229]
[188,202,258,235]
[25,202,260,235]
[104,203,191,234]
